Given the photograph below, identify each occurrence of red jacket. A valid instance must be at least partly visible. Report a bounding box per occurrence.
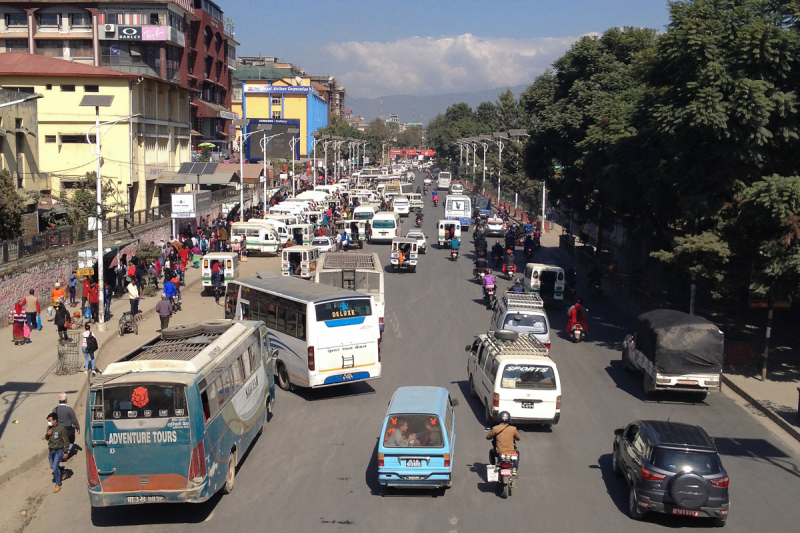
[567,304,587,332]
[88,286,100,304]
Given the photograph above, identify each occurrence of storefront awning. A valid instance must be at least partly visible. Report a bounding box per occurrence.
[155,171,238,185]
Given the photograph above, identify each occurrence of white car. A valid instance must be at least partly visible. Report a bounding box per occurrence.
[311,236,335,253]
[449,183,464,195]
[423,176,432,185]
[484,217,506,237]
[406,230,427,253]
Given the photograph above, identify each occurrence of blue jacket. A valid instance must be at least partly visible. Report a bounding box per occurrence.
[163,281,177,299]
[450,238,460,250]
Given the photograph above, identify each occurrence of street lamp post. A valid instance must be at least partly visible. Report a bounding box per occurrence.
[259,128,284,206]
[80,94,139,330]
[487,132,508,203]
[234,119,273,218]
[478,135,490,194]
[286,127,300,196]
[509,129,531,215]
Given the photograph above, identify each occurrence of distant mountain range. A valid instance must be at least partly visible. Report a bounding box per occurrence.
[346,84,531,126]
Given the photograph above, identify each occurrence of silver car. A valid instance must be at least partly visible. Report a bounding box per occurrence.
[484,217,506,237]
[405,230,427,253]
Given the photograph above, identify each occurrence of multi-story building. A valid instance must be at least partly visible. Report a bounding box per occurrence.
[310,75,345,121]
[0,52,192,211]
[0,0,237,153]
[0,88,43,193]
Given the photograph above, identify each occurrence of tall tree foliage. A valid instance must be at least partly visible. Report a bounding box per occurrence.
[0,169,25,240]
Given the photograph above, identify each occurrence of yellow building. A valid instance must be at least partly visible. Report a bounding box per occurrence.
[0,52,191,211]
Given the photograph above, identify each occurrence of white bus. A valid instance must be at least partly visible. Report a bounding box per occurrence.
[315,252,386,333]
[370,212,401,242]
[437,171,452,190]
[225,275,381,390]
[445,194,472,229]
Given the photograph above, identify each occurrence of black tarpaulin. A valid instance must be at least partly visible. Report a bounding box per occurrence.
[635,309,723,374]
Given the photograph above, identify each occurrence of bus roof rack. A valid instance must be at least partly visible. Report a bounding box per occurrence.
[502,292,544,310]
[320,252,377,270]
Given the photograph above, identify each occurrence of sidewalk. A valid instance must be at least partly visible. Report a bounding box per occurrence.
[0,268,205,486]
[541,220,800,443]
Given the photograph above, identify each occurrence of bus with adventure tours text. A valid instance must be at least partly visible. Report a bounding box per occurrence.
[85,319,275,507]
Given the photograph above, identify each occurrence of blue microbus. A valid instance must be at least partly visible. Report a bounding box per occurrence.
[445,195,472,230]
[475,196,492,219]
[85,320,275,506]
[378,387,458,489]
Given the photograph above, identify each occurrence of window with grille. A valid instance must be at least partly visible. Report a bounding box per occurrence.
[70,13,91,27]
[5,13,27,26]
[36,40,63,58]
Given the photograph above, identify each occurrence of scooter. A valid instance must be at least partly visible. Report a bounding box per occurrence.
[488,451,518,498]
[590,281,602,298]
[415,216,423,228]
[501,263,517,280]
[451,248,459,261]
[484,285,496,310]
[569,323,584,343]
[492,252,503,268]
[433,198,439,207]
[533,236,541,250]
[474,267,490,282]
[476,248,487,259]
[524,246,534,262]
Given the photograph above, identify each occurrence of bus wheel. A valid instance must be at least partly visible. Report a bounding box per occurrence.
[277,363,291,391]
[222,449,237,494]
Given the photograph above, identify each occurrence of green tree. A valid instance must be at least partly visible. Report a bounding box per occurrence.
[0,169,26,240]
[395,125,424,148]
[45,172,128,228]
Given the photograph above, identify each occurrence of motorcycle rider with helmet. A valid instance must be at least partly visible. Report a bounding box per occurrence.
[567,299,588,336]
[504,248,516,276]
[483,269,496,297]
[511,278,524,294]
[492,240,504,264]
[486,411,521,468]
[504,228,517,251]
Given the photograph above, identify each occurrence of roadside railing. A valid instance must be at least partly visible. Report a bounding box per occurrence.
[0,186,242,265]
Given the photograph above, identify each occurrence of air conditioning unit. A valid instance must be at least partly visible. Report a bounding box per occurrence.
[103,24,116,33]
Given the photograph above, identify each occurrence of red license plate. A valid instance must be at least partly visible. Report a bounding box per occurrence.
[672,508,699,517]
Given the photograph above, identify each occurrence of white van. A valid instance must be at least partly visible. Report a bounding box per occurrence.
[392,196,411,217]
[281,245,319,279]
[269,204,305,217]
[371,212,401,242]
[523,263,566,306]
[490,292,551,350]
[230,222,282,255]
[466,330,561,426]
[353,206,376,221]
[201,252,240,293]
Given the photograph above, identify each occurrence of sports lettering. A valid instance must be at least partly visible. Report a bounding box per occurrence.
[107,430,179,445]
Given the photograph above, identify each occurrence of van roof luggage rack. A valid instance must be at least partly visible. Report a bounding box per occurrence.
[321,252,376,270]
[502,292,544,310]
[486,330,549,356]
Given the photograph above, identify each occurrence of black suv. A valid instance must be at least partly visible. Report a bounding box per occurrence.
[612,420,729,527]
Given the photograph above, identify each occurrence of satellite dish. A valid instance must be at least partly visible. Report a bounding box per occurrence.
[295,76,303,85]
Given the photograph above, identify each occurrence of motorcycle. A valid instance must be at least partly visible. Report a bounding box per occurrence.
[524,246,534,262]
[501,263,517,280]
[533,237,541,250]
[484,285,497,310]
[566,284,578,302]
[415,216,423,228]
[433,198,439,207]
[492,252,503,267]
[488,451,518,498]
[451,248,459,261]
[590,280,602,298]
[474,267,490,282]
[569,323,585,343]
[476,248,487,259]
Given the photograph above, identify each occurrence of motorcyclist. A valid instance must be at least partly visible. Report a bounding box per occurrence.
[423,184,428,195]
[483,270,496,296]
[504,249,516,274]
[432,190,439,205]
[588,265,602,289]
[524,221,533,235]
[475,256,488,271]
[415,212,424,226]
[567,300,588,335]
[504,229,516,251]
[491,240,504,263]
[565,265,577,288]
[486,411,521,468]
[450,235,461,254]
[523,233,534,252]
[416,186,422,194]
[511,278,524,294]
[475,237,488,257]
[473,224,485,242]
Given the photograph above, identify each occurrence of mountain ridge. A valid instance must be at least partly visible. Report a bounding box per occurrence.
[347,84,531,126]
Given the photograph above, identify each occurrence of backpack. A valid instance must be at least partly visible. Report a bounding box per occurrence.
[86,333,99,352]
[128,265,136,277]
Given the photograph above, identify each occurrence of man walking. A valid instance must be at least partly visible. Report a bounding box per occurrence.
[24,289,41,331]
[45,412,69,493]
[54,393,80,455]
[155,293,173,331]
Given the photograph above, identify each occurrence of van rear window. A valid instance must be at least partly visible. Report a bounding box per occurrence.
[384,414,444,448]
[503,313,547,333]
[501,365,556,390]
[99,385,187,420]
[373,220,395,228]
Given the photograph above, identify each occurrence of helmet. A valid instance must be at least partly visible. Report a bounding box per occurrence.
[514,278,523,286]
[507,249,513,254]
[499,411,511,423]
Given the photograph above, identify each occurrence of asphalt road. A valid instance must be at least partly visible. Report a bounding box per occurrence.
[25,172,800,533]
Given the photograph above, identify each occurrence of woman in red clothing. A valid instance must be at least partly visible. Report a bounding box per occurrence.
[10,299,26,345]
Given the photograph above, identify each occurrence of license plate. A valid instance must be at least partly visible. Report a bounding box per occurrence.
[405,475,422,480]
[522,402,535,409]
[126,495,165,504]
[341,373,353,381]
[406,459,422,467]
[672,508,699,517]
[500,469,512,477]
[677,380,698,386]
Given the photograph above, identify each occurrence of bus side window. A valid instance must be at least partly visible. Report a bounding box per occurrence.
[296,312,306,340]
[266,303,277,328]
[242,351,253,379]
[215,375,227,406]
[232,359,244,391]
[276,306,287,333]
[202,381,219,424]
[249,345,261,372]
[286,310,297,337]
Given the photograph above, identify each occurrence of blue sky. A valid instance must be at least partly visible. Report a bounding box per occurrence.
[225,0,671,98]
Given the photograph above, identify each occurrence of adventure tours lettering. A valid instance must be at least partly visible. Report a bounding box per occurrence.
[108,430,179,445]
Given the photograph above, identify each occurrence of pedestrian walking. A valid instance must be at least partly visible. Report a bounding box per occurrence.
[68,271,78,307]
[127,279,140,317]
[89,282,100,324]
[54,392,80,454]
[81,324,99,375]
[45,412,69,493]
[80,277,90,316]
[103,282,112,322]
[24,289,41,331]
[155,293,173,331]
[10,298,26,346]
[211,267,223,305]
[51,282,66,313]
[53,297,70,343]
[335,232,342,252]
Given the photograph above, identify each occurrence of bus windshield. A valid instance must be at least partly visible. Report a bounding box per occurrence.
[316,298,372,321]
[102,384,188,420]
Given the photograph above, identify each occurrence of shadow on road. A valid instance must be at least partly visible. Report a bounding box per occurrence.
[453,379,485,426]
[292,381,376,402]
[91,493,221,526]
[714,436,800,479]
[595,454,627,515]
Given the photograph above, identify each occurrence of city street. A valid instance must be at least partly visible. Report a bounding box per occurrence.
[23,174,800,533]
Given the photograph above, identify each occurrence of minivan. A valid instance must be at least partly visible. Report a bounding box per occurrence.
[490,291,551,350]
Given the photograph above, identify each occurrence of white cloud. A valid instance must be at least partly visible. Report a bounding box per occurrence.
[322,33,587,98]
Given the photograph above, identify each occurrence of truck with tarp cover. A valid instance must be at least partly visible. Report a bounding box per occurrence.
[621,310,723,398]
